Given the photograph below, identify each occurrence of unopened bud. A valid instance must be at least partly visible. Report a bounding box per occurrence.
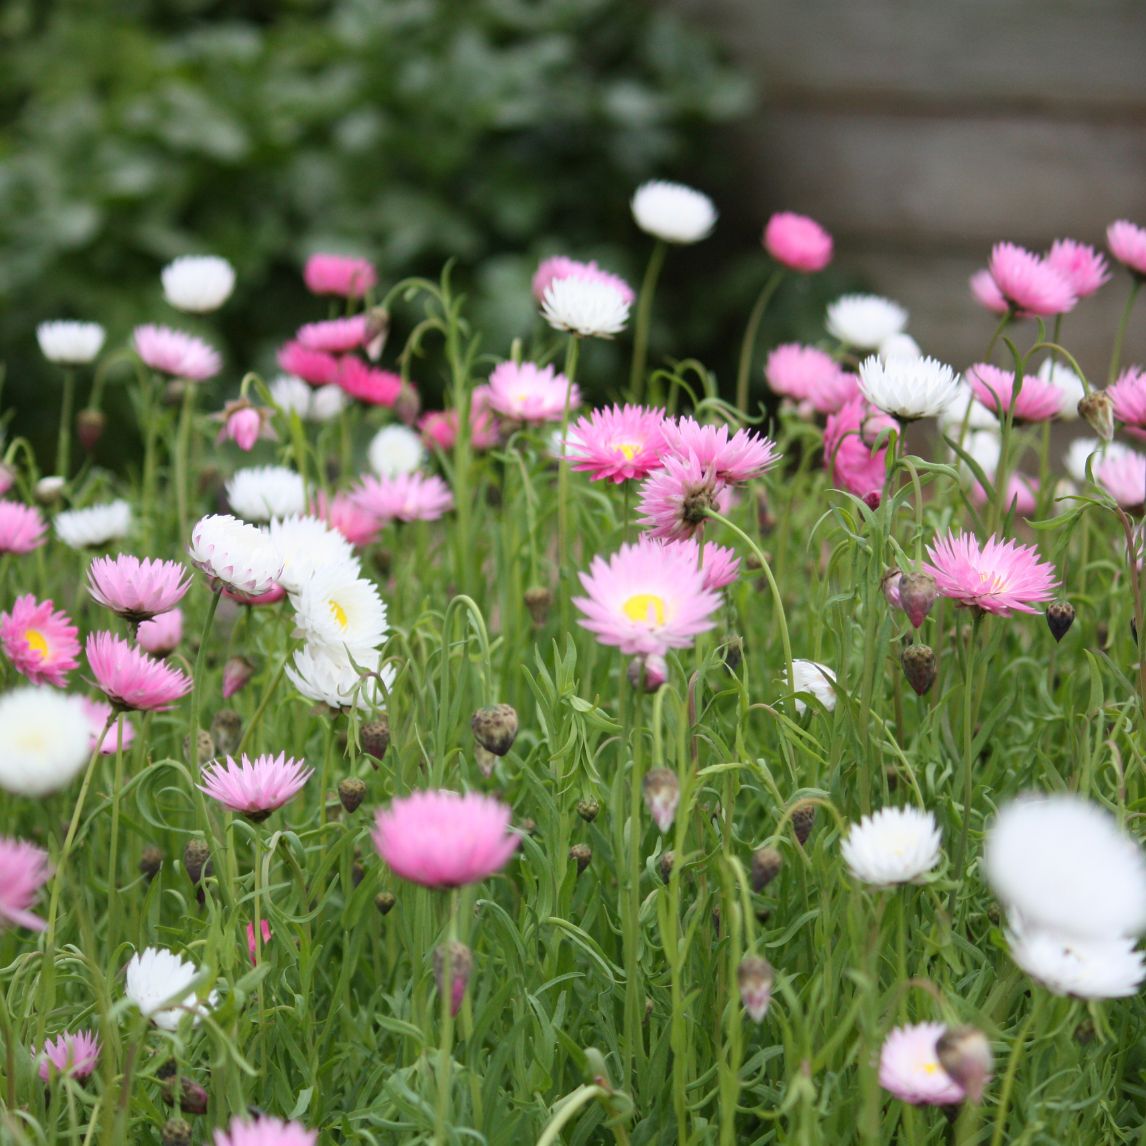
[570,843,592,874]
[658,850,675,884]
[162,1076,208,1115]
[183,729,215,765]
[471,704,519,756]
[1074,1019,1096,1045]
[365,307,392,362]
[723,634,744,674]
[627,653,667,693]
[1046,600,1075,643]
[76,408,106,451]
[393,382,421,426]
[751,846,782,892]
[901,644,937,696]
[161,1118,193,1146]
[35,475,65,505]
[222,656,255,700]
[164,379,191,405]
[642,768,680,833]
[1078,390,1115,443]
[523,585,552,627]
[338,777,367,813]
[899,572,937,629]
[351,859,365,886]
[576,798,600,823]
[862,490,881,510]
[936,1026,994,1104]
[882,568,903,611]
[375,891,396,916]
[139,846,164,882]
[791,802,816,847]
[210,709,243,756]
[183,839,210,885]
[433,940,473,1017]
[475,743,498,777]
[360,716,391,763]
[737,955,774,1022]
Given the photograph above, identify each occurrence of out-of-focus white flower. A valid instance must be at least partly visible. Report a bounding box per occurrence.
[841,806,942,886]
[55,501,132,550]
[1037,359,1086,419]
[161,256,236,314]
[292,565,387,657]
[188,514,283,597]
[0,687,92,796]
[268,375,312,419]
[285,643,394,711]
[858,355,960,421]
[226,466,306,523]
[36,321,106,365]
[268,516,358,594]
[1064,437,1133,484]
[1006,917,1146,999]
[311,384,348,422]
[368,425,425,478]
[787,659,836,715]
[826,294,909,349]
[631,180,717,244]
[124,947,217,1030]
[878,333,922,362]
[938,381,1001,437]
[541,278,630,339]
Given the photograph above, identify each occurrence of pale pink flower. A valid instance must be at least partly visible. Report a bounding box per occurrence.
[337,357,403,407]
[86,631,193,711]
[0,837,51,930]
[200,752,312,821]
[763,211,833,272]
[1095,448,1146,509]
[137,608,183,655]
[659,417,779,484]
[214,1115,317,1146]
[1046,239,1110,298]
[0,595,80,687]
[987,243,1077,317]
[823,398,898,502]
[970,473,1037,517]
[420,388,499,451]
[486,361,579,423]
[311,492,382,548]
[662,538,740,591]
[277,342,340,386]
[637,452,732,541]
[967,363,1064,423]
[87,555,190,622]
[1108,367,1146,430]
[565,404,666,483]
[81,698,135,756]
[532,256,635,305]
[352,473,454,523]
[133,324,221,381]
[37,1030,101,1083]
[0,501,47,554]
[969,268,1009,315]
[1107,220,1146,278]
[573,534,722,655]
[222,656,255,699]
[222,582,287,607]
[924,531,1058,616]
[303,254,377,297]
[879,1023,966,1106]
[296,315,368,353]
[372,789,520,888]
[246,919,272,964]
[765,343,844,404]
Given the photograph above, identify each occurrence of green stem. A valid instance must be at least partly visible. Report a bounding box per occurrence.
[1108,279,1141,385]
[434,890,460,1145]
[106,715,127,954]
[174,381,198,544]
[630,240,666,402]
[557,336,581,633]
[536,1085,612,1146]
[56,368,76,478]
[949,611,982,919]
[735,269,784,415]
[623,682,645,1093]
[990,995,1041,1146]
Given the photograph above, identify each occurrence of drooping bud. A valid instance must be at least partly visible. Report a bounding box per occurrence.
[750,846,782,892]
[76,408,106,451]
[882,568,903,611]
[210,708,243,756]
[161,1118,193,1146]
[862,490,881,511]
[365,307,391,362]
[523,585,552,627]
[935,1026,994,1104]
[642,768,680,833]
[393,382,421,426]
[360,715,391,763]
[576,798,600,823]
[351,858,365,886]
[570,843,592,874]
[35,475,65,505]
[183,839,210,885]
[375,891,396,916]
[627,653,667,693]
[433,940,473,1017]
[474,743,498,777]
[471,704,519,756]
[183,729,215,766]
[162,1075,209,1115]
[791,802,816,847]
[222,656,255,700]
[899,572,938,629]
[737,955,774,1022]
[901,644,938,696]
[1046,600,1075,642]
[139,846,164,882]
[1078,390,1115,443]
[723,634,744,674]
[225,406,262,452]
[338,777,367,813]
[658,850,675,884]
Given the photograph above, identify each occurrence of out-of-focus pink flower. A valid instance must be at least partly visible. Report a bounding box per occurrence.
[86,632,193,711]
[0,594,80,687]
[486,361,579,424]
[662,537,740,591]
[223,656,255,699]
[296,316,369,353]
[0,837,51,930]
[37,1030,101,1084]
[277,342,340,387]
[215,401,275,452]
[987,243,1077,317]
[1046,239,1110,298]
[247,919,272,964]
[1109,367,1146,430]
[970,473,1038,516]
[137,608,183,656]
[660,417,779,484]
[766,343,839,402]
[637,452,732,541]
[1107,220,1146,278]
[303,254,377,298]
[1096,448,1146,509]
[214,1115,317,1146]
[82,698,136,756]
[967,363,1064,423]
[88,555,190,622]
[200,753,312,821]
[420,386,499,451]
[133,324,221,381]
[531,257,635,306]
[0,501,47,554]
[352,473,454,523]
[823,397,898,502]
[969,269,1010,315]
[337,357,402,407]
[311,492,382,548]
[565,404,666,483]
[879,1023,967,1106]
[763,211,833,272]
[924,531,1058,616]
[222,583,287,607]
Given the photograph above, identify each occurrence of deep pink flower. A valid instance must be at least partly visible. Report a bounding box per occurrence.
[659,417,779,484]
[565,404,666,483]
[222,656,255,700]
[970,473,1037,516]
[337,357,402,407]
[987,243,1077,318]
[763,211,833,272]
[573,534,722,655]
[137,608,183,655]
[200,753,312,821]
[214,1115,317,1146]
[879,1023,966,1106]
[1046,239,1110,298]
[967,363,1064,423]
[37,1030,101,1083]
[486,361,579,423]
[532,257,635,306]
[0,595,80,687]
[352,473,454,523]
[86,631,192,711]
[222,582,287,607]
[637,452,732,541]
[0,837,51,930]
[1107,220,1146,278]
[303,254,377,298]
[765,343,840,401]
[88,555,190,622]
[1108,367,1146,430]
[247,919,272,964]
[82,698,135,756]
[823,397,898,501]
[1096,449,1146,509]
[924,531,1058,616]
[372,789,520,888]
[969,268,1009,315]
[420,387,499,451]
[222,407,262,451]
[662,538,740,591]
[311,492,382,548]
[133,324,221,381]
[296,315,369,353]
[0,501,47,554]
[277,342,340,387]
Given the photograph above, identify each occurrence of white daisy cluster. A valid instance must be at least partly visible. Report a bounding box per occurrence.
[985,793,1146,998]
[269,375,347,424]
[55,500,132,550]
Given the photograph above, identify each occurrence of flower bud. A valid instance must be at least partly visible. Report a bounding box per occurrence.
[210,708,243,756]
[35,475,65,505]
[162,1118,193,1146]
[1046,600,1075,642]
[475,743,498,778]
[365,307,391,362]
[862,490,881,511]
[1078,391,1115,443]
[139,846,164,882]
[723,634,744,674]
[162,1075,209,1115]
[882,568,903,610]
[627,653,667,693]
[338,777,367,814]
[901,643,937,696]
[791,801,816,847]
[570,843,592,874]
[76,408,106,451]
[393,382,421,426]
[750,846,782,892]
[360,715,391,763]
[899,572,937,629]
[183,839,210,885]
[936,1026,993,1104]
[576,798,600,823]
[221,656,254,700]
[642,768,680,833]
[433,940,473,1017]
[523,585,552,627]
[225,407,262,452]
[375,891,396,916]
[737,955,774,1022]
[658,850,675,884]
[183,729,215,766]
[471,704,519,756]
[246,919,272,964]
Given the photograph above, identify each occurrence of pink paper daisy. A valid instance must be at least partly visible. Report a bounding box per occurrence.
[82,698,135,756]
[967,363,1064,423]
[372,789,520,889]
[970,473,1037,517]
[659,417,779,484]
[924,531,1058,616]
[37,1029,101,1083]
[0,837,51,930]
[277,342,340,387]
[337,357,402,407]
[133,324,221,381]
[137,608,183,655]
[765,343,841,402]
[1108,367,1146,430]
[879,1023,966,1106]
[296,315,369,353]
[0,501,47,554]
[221,406,261,451]
[86,631,193,711]
[969,268,1009,316]
[303,254,377,298]
[1095,449,1146,509]
[311,492,382,548]
[1107,220,1146,278]
[637,452,732,541]
[1046,238,1110,298]
[662,537,741,591]
[214,1115,317,1146]
[823,397,898,502]
[573,534,722,655]
[565,403,666,483]
[87,555,190,622]
[0,594,80,687]
[763,211,833,272]
[420,389,499,451]
[987,243,1077,318]
[352,473,454,523]
[486,361,579,424]
[531,256,635,306]
[199,752,313,821]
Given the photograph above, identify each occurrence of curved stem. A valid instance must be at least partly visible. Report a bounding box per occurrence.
[990,995,1041,1146]
[56,368,76,478]
[1108,280,1141,385]
[735,269,784,415]
[630,240,667,402]
[536,1085,610,1146]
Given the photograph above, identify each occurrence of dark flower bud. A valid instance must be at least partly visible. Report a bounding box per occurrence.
[738,955,774,1022]
[899,572,938,629]
[901,643,938,696]
[1078,391,1115,443]
[360,716,391,763]
[1046,600,1075,642]
[76,408,106,451]
[139,846,164,882]
[351,860,365,886]
[570,843,592,874]
[433,940,473,1017]
[183,839,210,885]
[576,798,600,823]
[162,1118,193,1146]
[936,1026,993,1104]
[471,704,519,756]
[750,846,782,892]
[183,729,215,766]
[162,1076,208,1115]
[375,891,396,916]
[365,307,391,361]
[523,585,552,627]
[658,850,675,884]
[474,743,498,778]
[723,634,744,674]
[338,777,367,814]
[791,802,816,847]
[393,383,421,426]
[210,708,243,756]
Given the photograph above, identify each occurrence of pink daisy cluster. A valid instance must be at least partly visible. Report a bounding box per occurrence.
[87,555,190,622]
[0,501,47,555]
[532,255,635,306]
[765,344,858,415]
[351,472,454,525]
[967,363,1064,423]
[200,753,313,821]
[924,531,1058,616]
[486,360,580,424]
[971,237,1108,319]
[303,253,377,298]
[1107,220,1146,278]
[1108,367,1146,433]
[565,404,666,483]
[823,398,898,504]
[419,387,500,452]
[38,1030,101,1083]
[0,594,80,687]
[133,324,221,381]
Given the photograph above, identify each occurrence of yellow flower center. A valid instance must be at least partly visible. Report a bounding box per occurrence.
[978,571,1008,593]
[622,593,667,626]
[613,441,641,460]
[921,1061,939,1075]
[23,628,48,658]
[329,600,349,630]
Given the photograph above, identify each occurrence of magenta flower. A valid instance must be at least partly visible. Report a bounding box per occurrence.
[277,341,340,386]
[924,531,1058,616]
[879,1023,966,1106]
[87,555,190,622]
[303,253,377,298]
[763,211,833,272]
[216,405,264,452]
[247,919,272,964]
[200,753,312,821]
[352,473,454,523]
[372,789,519,889]
[296,315,369,353]
[662,538,740,591]
[137,608,183,656]
[659,416,779,484]
[0,837,51,930]
[1096,449,1146,509]
[970,473,1037,516]
[1046,238,1110,298]
[1108,367,1146,431]
[486,361,579,424]
[636,452,732,541]
[565,404,666,483]
[969,268,1009,315]
[419,389,499,452]
[311,492,382,548]
[0,594,80,687]
[82,698,135,756]
[1107,220,1146,278]
[0,501,47,554]
[531,256,635,306]
[133,324,221,381]
[37,1030,101,1083]
[214,1116,316,1146]
[336,357,402,407]
[86,631,192,711]
[987,243,1077,318]
[967,363,1064,423]
[823,397,898,502]
[573,534,722,655]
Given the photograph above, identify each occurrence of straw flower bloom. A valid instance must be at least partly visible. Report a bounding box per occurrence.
[824,398,898,502]
[336,357,403,407]
[660,417,779,484]
[565,404,666,483]
[303,253,377,297]
[161,255,235,313]
[826,294,908,349]
[1045,239,1110,298]
[214,1115,317,1146]
[924,531,1058,616]
[1107,220,1146,278]
[125,947,216,1030]
[87,555,190,622]
[227,466,307,523]
[858,355,960,421]
[788,659,836,715]
[987,242,1077,317]
[133,324,221,381]
[0,837,51,930]
[966,363,1064,423]
[636,452,731,541]
[1108,367,1146,431]
[292,565,388,657]
[285,642,393,711]
[277,342,340,387]
[0,687,92,795]
[1005,919,1145,999]
[37,1030,101,1083]
[841,806,942,886]
[969,269,1009,315]
[662,538,740,592]
[763,211,833,272]
[200,753,313,821]
[310,493,382,548]
[0,595,80,687]
[37,321,106,365]
[297,315,368,353]
[82,698,135,756]
[879,1023,966,1106]
[1095,449,1146,510]
[368,424,425,478]
[0,501,47,554]
[86,632,192,711]
[267,515,358,594]
[541,277,631,338]
[189,514,284,597]
[352,472,454,523]
[631,180,717,244]
[532,256,635,305]
[486,361,579,424]
[372,789,520,888]
[55,500,132,550]
[765,344,857,413]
